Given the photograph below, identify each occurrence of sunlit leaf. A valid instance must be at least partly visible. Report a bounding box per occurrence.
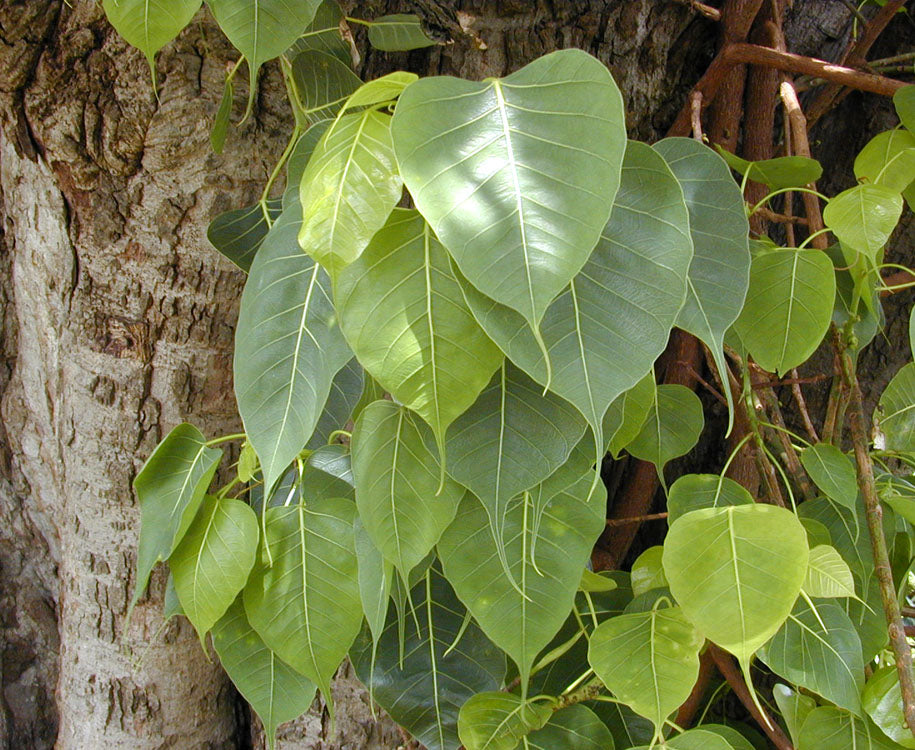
[797,706,900,750]
[667,473,753,525]
[804,544,857,599]
[773,683,816,747]
[605,372,655,458]
[823,184,903,261]
[862,666,915,748]
[801,443,858,510]
[625,384,704,479]
[630,546,667,598]
[366,14,437,51]
[716,146,823,189]
[353,518,391,646]
[284,121,331,210]
[878,363,915,452]
[457,693,552,750]
[894,84,915,133]
[854,129,915,192]
[632,728,736,749]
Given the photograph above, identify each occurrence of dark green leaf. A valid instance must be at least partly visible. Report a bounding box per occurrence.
[290,50,361,125]
[797,706,900,750]
[366,14,437,51]
[625,384,704,478]
[800,443,858,510]
[878,363,915,452]
[284,121,331,210]
[289,0,351,65]
[716,146,823,189]
[525,705,615,750]
[773,683,816,747]
[353,518,392,647]
[211,76,233,153]
[667,473,753,525]
[306,357,362,450]
[862,666,915,748]
[457,693,552,750]
[207,199,282,273]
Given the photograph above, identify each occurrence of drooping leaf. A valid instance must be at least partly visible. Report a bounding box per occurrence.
[803,544,857,599]
[212,597,316,750]
[392,48,627,342]
[797,706,901,750]
[733,248,835,375]
[169,496,259,640]
[654,137,751,432]
[625,384,704,479]
[525,705,615,750]
[366,14,437,51]
[306,357,362,449]
[457,140,691,452]
[304,443,353,494]
[207,199,282,273]
[716,146,823,189]
[773,683,816,747]
[801,443,858,510]
[132,423,222,606]
[854,129,915,193]
[353,518,392,646]
[289,0,351,65]
[234,202,352,495]
[340,71,418,112]
[297,109,402,274]
[283,121,331,210]
[878,362,915,452]
[879,473,915,526]
[667,473,753,525]
[629,546,667,598]
[335,209,503,457]
[351,400,463,581]
[760,597,864,715]
[350,566,506,750]
[823,184,903,261]
[211,75,234,153]
[588,605,703,737]
[164,573,183,620]
[605,372,656,458]
[290,50,361,125]
[457,692,552,750]
[862,666,915,748]
[896,85,915,132]
[243,498,361,718]
[592,701,657,749]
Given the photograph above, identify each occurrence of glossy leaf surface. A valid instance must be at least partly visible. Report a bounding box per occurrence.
[862,666,915,748]
[854,129,915,192]
[823,184,903,260]
[798,706,900,750]
[717,147,823,188]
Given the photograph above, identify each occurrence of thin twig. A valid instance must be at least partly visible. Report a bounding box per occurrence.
[605,512,669,527]
[690,90,705,140]
[791,369,820,443]
[673,0,724,20]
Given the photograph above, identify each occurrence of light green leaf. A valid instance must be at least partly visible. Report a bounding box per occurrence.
[798,706,901,749]
[207,0,320,114]
[526,705,615,750]
[306,356,362,450]
[911,306,915,359]
[878,362,915,452]
[102,0,201,86]
[243,498,361,719]
[212,597,316,750]
[457,693,552,750]
[234,203,352,495]
[366,14,437,51]
[350,566,506,750]
[132,423,222,607]
[290,50,361,126]
[631,728,736,749]
[297,109,402,274]
[457,140,691,453]
[353,518,391,646]
[207,198,282,273]
[801,443,858,510]
[698,725,755,750]
[878,473,915,526]
[169,496,258,640]
[283,121,331,210]
[773,683,816,747]
[630,546,667,598]
[760,598,864,715]
[654,137,751,433]
[211,75,233,153]
[733,248,835,375]
[716,146,823,189]
[438,473,606,685]
[340,71,418,112]
[801,516,833,548]
[289,0,351,66]
[393,48,627,342]
[854,129,915,192]
[351,400,463,581]
[625,384,704,479]
[804,544,857,598]
[862,666,915,748]
[335,209,503,458]
[895,85,915,133]
[579,569,618,593]
[588,605,703,737]
[605,372,655,458]
[667,473,753,525]
[823,184,903,261]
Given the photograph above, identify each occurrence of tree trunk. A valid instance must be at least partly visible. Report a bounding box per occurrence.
[0,0,910,748]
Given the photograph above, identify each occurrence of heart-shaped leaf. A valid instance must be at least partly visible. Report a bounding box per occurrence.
[823,184,903,261]
[862,666,915,748]
[801,443,858,510]
[804,544,857,599]
[797,706,900,750]
[894,84,915,133]
[667,473,753,525]
[457,693,553,750]
[207,199,282,273]
[878,363,915,452]
[290,50,361,125]
[625,384,704,479]
[631,728,736,749]
[854,129,915,193]
[630,546,667,598]
[773,683,816,747]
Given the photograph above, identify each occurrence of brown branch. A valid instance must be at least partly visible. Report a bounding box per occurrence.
[690,90,705,140]
[791,369,820,443]
[754,379,817,501]
[605,512,669,527]
[676,649,717,728]
[882,268,915,294]
[754,206,809,225]
[673,0,723,21]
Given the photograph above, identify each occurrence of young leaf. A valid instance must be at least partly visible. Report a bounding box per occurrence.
[797,706,900,750]
[630,546,667,598]
[132,423,222,606]
[877,362,915,452]
[243,498,361,720]
[588,605,703,737]
[353,518,392,648]
[169,496,259,640]
[366,14,437,51]
[801,443,858,510]
[289,0,352,65]
[862,666,915,748]
[207,199,282,273]
[233,203,352,495]
[525,705,615,750]
[854,129,915,192]
[605,372,656,458]
[716,146,823,189]
[667,473,753,525]
[392,48,627,344]
[894,84,915,133]
[733,248,836,375]
[212,597,316,750]
[340,71,418,111]
[297,109,402,274]
[210,75,234,153]
[804,544,857,598]
[351,400,464,582]
[457,693,552,750]
[306,356,362,449]
[631,728,736,749]
[335,209,503,458]
[773,683,816,747]
[350,566,506,750]
[290,49,361,125]
[625,384,704,479]
[823,184,903,260]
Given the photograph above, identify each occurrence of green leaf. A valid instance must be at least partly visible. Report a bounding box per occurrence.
[862,666,915,748]
[297,109,402,274]
[802,516,833,548]
[895,85,915,133]
[804,544,857,599]
[366,14,437,51]
[773,683,816,747]
[335,209,503,457]
[662,505,809,669]
[210,75,233,153]
[457,140,692,452]
[760,598,864,715]
[605,373,655,458]
[911,306,915,359]
[699,725,756,750]
[243,498,361,718]
[132,423,222,606]
[392,48,627,344]
[212,597,316,750]
[878,362,915,452]
[716,146,823,189]
[631,728,736,749]
[102,0,201,86]
[630,546,667,598]
[438,473,606,685]
[654,137,751,433]
[823,184,903,261]
[625,384,704,479]
[164,573,183,620]
[341,71,418,111]
[667,473,753,525]
[234,203,352,495]
[207,199,282,273]
[878,473,915,526]
[579,569,618,593]
[733,248,836,375]
[801,443,858,510]
[169,496,259,640]
[283,121,331,210]
[290,50,361,125]
[306,356,362,450]
[588,605,703,737]
[457,693,552,750]
[351,400,463,581]
[207,0,321,114]
[797,706,901,750]
[593,701,656,749]
[854,129,915,193]
[525,705,615,750]
[350,566,506,750]
[353,518,392,646]
[289,0,351,66]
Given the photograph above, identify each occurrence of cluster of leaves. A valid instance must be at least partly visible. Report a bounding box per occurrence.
[104,1,915,748]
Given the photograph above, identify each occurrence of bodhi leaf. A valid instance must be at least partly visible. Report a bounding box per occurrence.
[773,683,816,747]
[164,574,183,620]
[862,666,915,748]
[335,209,503,459]
[605,372,655,458]
[667,473,753,525]
[716,146,823,189]
[456,140,692,454]
[233,203,352,495]
[797,706,901,750]
[338,72,418,114]
[207,199,282,273]
[392,48,627,351]
[625,384,704,480]
[823,184,903,261]
[289,0,351,65]
[351,400,463,582]
[283,121,331,210]
[877,363,915,452]
[896,85,915,133]
[306,356,363,450]
[353,518,392,646]
[365,14,437,51]
[733,248,835,375]
[212,597,316,750]
[699,726,755,750]
[800,443,858,510]
[211,75,234,153]
[588,605,703,738]
[243,498,361,720]
[654,137,751,433]
[629,546,667,598]
[804,544,857,599]
[854,129,915,193]
[350,566,506,750]
[132,423,222,608]
[457,693,552,750]
[169,496,259,641]
[525,705,615,750]
[290,50,361,125]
